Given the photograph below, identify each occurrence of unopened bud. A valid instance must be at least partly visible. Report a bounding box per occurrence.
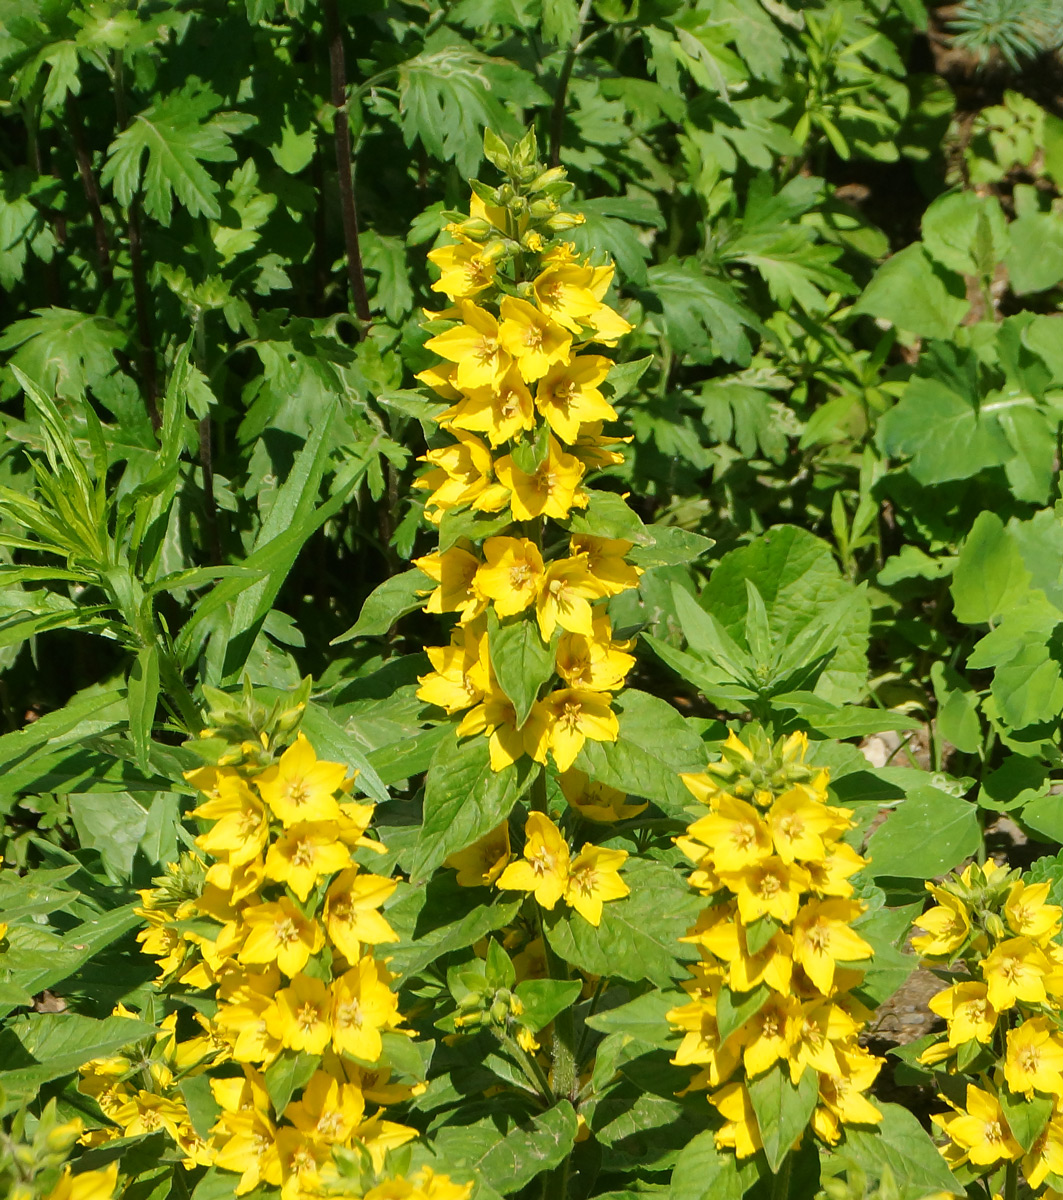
[546,211,586,232]
[529,167,566,192]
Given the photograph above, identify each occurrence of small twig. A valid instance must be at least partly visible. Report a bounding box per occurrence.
[548,0,595,168]
[194,314,222,567]
[66,95,113,287]
[113,51,160,430]
[322,0,372,329]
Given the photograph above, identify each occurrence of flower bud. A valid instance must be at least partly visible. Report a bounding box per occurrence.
[546,211,586,232]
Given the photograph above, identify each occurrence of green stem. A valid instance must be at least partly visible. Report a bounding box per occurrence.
[1003,1161,1018,1200]
[548,0,595,167]
[771,1151,793,1200]
[499,1028,555,1104]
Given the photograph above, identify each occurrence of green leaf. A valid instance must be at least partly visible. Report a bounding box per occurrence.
[299,703,390,805]
[645,261,758,365]
[0,1014,155,1115]
[715,984,770,1044]
[333,569,432,643]
[670,1129,759,1200]
[545,859,702,987]
[263,1050,319,1116]
[408,735,537,884]
[514,979,582,1032]
[822,1103,965,1200]
[999,1089,1052,1154]
[629,526,715,569]
[852,244,968,339]
[950,511,1032,626]
[865,787,980,879]
[566,491,653,544]
[428,1099,577,1195]
[0,867,79,924]
[771,693,921,739]
[921,191,1008,278]
[127,644,159,772]
[102,85,243,224]
[573,688,708,814]
[584,988,683,1047]
[1006,211,1063,294]
[488,613,555,727]
[605,356,653,402]
[747,1063,817,1172]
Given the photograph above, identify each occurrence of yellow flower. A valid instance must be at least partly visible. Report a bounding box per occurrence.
[497,295,572,381]
[263,821,352,901]
[814,1045,882,1137]
[526,687,619,773]
[804,843,866,899]
[417,625,490,715]
[721,857,809,926]
[324,868,399,961]
[791,899,873,995]
[424,301,510,391]
[267,973,332,1054]
[784,999,854,1082]
[1024,1115,1063,1189]
[558,769,646,822]
[555,623,634,692]
[980,936,1051,1010]
[256,734,348,828]
[445,822,512,887]
[193,776,269,865]
[42,1164,119,1200]
[932,1084,1022,1167]
[284,1069,365,1144]
[496,812,571,910]
[568,535,641,596]
[275,1126,330,1200]
[532,253,601,332]
[1004,1016,1063,1096]
[456,685,534,772]
[417,429,509,517]
[1004,879,1062,942]
[446,366,537,448]
[427,239,498,301]
[710,1082,762,1158]
[586,262,633,343]
[741,993,795,1078]
[330,957,402,1062]
[564,843,629,925]
[414,546,483,621]
[495,435,586,521]
[474,537,545,617]
[239,898,324,977]
[534,355,616,444]
[684,794,772,873]
[911,886,971,957]
[535,554,607,640]
[927,981,998,1047]
[767,786,845,865]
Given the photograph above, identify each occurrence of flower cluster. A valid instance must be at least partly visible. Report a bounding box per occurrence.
[412,130,642,774]
[447,809,630,927]
[914,861,1063,1192]
[79,705,467,1200]
[2,1100,118,1200]
[669,728,882,1157]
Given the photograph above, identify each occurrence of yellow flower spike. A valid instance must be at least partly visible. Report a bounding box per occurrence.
[931,1084,1023,1167]
[496,811,571,910]
[445,822,512,887]
[911,887,971,957]
[414,546,484,621]
[1004,879,1063,942]
[684,794,772,873]
[558,768,646,823]
[474,536,545,617]
[41,1164,119,1200]
[980,935,1052,1010]
[534,355,616,444]
[263,820,352,901]
[324,868,399,960]
[494,435,587,521]
[710,1082,763,1159]
[256,733,348,827]
[526,686,619,773]
[424,300,511,391]
[330,956,403,1062]
[791,899,873,995]
[927,981,999,1047]
[497,295,572,381]
[535,554,607,640]
[1003,1016,1063,1096]
[284,1069,366,1144]
[427,238,499,301]
[238,897,324,977]
[564,843,630,926]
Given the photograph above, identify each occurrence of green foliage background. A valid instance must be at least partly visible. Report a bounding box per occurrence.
[3,0,1063,1197]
